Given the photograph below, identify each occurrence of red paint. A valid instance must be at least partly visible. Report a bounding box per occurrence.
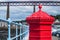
[26,5,55,40]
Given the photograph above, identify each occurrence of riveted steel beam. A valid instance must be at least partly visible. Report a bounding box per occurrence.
[0,1,60,6]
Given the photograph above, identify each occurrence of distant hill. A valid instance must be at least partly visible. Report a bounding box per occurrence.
[50,15,60,21]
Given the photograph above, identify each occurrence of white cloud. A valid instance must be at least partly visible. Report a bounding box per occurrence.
[50,10,58,13]
[0,6,7,10]
[10,6,33,12]
[47,10,58,15]
[0,0,7,1]
[9,6,33,21]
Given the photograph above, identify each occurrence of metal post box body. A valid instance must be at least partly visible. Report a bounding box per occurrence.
[26,5,55,40]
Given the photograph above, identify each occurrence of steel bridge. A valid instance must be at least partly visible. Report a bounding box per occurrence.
[0,1,60,19]
[0,1,60,6]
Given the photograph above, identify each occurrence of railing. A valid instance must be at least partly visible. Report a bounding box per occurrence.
[0,18,29,40]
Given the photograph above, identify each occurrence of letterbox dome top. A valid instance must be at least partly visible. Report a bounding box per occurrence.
[26,5,55,22]
[38,4,42,10]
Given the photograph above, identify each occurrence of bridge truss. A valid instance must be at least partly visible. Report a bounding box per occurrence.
[0,1,60,19]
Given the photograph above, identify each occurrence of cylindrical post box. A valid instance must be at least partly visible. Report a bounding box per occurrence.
[26,5,55,40]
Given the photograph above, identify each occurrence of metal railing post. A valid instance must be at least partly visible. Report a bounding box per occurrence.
[7,24,11,40]
[20,23,22,40]
[16,23,18,40]
[7,18,12,40]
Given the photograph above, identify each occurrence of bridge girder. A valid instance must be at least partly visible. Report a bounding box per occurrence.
[0,1,60,6]
[0,1,60,20]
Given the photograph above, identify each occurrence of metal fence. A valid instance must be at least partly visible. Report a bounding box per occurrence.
[0,18,29,40]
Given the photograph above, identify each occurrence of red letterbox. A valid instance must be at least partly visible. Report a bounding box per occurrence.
[26,5,55,40]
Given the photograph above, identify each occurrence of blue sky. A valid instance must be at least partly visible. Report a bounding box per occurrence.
[0,0,60,21]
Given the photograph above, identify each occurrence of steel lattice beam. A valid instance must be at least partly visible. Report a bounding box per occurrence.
[0,1,60,6]
[0,1,60,20]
